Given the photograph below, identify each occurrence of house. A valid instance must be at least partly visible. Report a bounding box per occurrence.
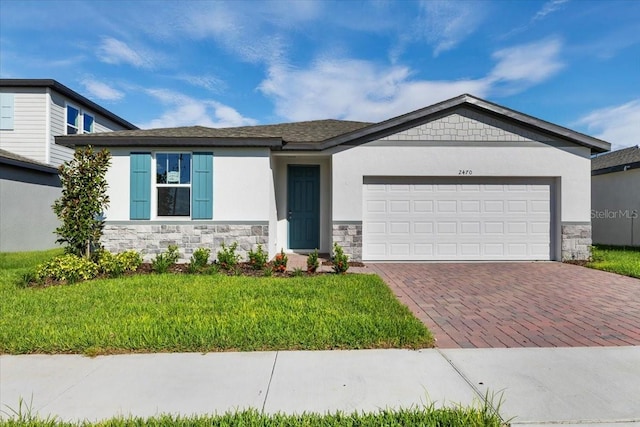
[0,79,137,167]
[591,145,640,247]
[56,94,610,262]
[0,149,61,251]
[0,79,137,251]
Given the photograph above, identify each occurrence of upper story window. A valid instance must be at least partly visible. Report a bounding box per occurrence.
[156,153,192,216]
[66,105,80,134]
[83,113,94,133]
[66,105,94,135]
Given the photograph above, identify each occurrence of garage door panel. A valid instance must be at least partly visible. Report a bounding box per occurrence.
[363,179,552,261]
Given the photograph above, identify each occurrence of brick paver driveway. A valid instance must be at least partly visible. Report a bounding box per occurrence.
[368,262,640,348]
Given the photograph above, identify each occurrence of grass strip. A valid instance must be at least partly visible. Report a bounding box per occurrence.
[587,245,640,279]
[0,404,504,426]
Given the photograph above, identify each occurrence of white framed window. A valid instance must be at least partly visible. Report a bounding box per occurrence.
[155,152,192,217]
[66,104,95,134]
[66,104,80,134]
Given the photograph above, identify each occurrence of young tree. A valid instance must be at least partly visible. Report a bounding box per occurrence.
[53,146,111,258]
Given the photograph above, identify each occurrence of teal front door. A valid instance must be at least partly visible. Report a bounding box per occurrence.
[288,165,320,250]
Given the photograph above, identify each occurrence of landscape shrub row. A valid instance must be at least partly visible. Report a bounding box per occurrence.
[24,242,351,286]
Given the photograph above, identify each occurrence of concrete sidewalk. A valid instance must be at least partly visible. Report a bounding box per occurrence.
[1,347,639,425]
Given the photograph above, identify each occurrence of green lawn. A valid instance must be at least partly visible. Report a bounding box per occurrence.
[0,251,433,355]
[587,245,640,279]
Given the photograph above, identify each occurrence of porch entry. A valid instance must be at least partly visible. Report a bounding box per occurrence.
[287,165,320,250]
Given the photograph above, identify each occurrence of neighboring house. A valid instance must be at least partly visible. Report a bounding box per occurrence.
[0,149,60,251]
[56,94,610,262]
[0,79,137,252]
[591,145,640,247]
[0,79,137,168]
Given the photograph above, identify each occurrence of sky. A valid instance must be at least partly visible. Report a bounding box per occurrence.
[1,0,639,151]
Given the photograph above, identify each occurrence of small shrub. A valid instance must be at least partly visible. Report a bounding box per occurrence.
[272,248,288,273]
[248,244,268,270]
[34,254,99,284]
[332,243,349,274]
[292,267,304,277]
[96,250,124,277]
[117,250,142,272]
[263,266,273,277]
[152,245,180,274]
[188,247,211,273]
[20,270,38,287]
[306,249,320,273]
[216,242,240,270]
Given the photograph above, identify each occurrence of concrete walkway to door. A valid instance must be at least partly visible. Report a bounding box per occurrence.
[367,262,640,348]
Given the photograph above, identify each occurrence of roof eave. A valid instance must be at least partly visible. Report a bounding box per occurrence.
[0,156,59,174]
[55,135,283,149]
[592,160,640,176]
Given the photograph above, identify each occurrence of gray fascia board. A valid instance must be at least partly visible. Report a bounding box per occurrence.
[0,156,59,174]
[0,79,138,130]
[592,161,640,176]
[55,135,283,148]
[281,142,324,151]
[319,94,611,153]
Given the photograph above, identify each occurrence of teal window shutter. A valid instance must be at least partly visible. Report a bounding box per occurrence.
[130,153,151,220]
[0,93,15,130]
[192,152,213,219]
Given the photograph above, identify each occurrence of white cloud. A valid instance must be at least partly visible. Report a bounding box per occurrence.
[97,37,156,69]
[419,0,485,57]
[80,78,124,101]
[502,0,569,39]
[259,38,564,122]
[533,0,569,22]
[259,60,488,122]
[139,88,257,129]
[180,2,290,66]
[576,100,640,151]
[175,74,226,93]
[488,38,564,91]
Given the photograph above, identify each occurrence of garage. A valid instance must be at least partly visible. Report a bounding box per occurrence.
[362,177,554,261]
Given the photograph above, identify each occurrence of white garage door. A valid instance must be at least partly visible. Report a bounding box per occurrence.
[362,178,553,261]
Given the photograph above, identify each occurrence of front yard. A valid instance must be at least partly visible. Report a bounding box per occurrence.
[0,251,433,355]
[587,245,640,279]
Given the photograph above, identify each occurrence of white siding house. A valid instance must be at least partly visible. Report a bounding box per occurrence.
[0,79,137,168]
[57,94,610,262]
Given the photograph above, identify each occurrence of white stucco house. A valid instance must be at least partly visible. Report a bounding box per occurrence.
[591,145,640,247]
[0,79,137,251]
[56,94,610,262]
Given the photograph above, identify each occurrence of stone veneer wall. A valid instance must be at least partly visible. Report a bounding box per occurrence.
[332,222,362,261]
[561,223,592,261]
[102,223,268,262]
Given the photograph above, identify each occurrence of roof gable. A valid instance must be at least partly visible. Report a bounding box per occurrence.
[319,94,610,153]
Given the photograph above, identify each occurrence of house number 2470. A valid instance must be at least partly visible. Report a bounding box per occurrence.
[458,170,473,175]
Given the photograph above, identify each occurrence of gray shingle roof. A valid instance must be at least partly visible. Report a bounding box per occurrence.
[62,119,372,143]
[0,149,59,173]
[55,94,611,153]
[592,145,640,171]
